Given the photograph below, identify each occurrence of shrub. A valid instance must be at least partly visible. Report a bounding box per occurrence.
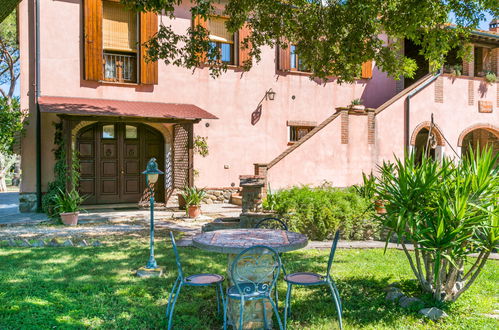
[263,185,378,240]
[376,148,498,302]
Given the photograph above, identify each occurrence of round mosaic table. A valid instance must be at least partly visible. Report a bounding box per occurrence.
[192,229,308,329]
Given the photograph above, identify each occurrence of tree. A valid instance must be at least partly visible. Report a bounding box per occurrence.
[375,149,498,302]
[0,11,23,192]
[121,0,498,82]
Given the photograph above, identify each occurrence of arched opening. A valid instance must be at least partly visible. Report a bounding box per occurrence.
[414,128,436,164]
[76,122,165,205]
[460,128,499,159]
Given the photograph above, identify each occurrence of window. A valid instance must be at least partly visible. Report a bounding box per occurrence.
[289,126,314,142]
[102,0,138,83]
[102,125,115,139]
[290,45,310,72]
[474,46,492,77]
[208,16,235,65]
[125,125,138,139]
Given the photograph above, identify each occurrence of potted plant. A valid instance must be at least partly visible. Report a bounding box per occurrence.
[485,71,497,84]
[53,187,85,225]
[350,98,365,112]
[181,186,206,218]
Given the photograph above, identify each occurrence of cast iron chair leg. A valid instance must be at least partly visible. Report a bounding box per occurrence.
[239,299,245,330]
[262,299,268,329]
[166,277,180,318]
[331,280,342,313]
[167,282,183,330]
[218,283,225,317]
[216,284,221,315]
[327,281,343,330]
[284,284,292,328]
[268,297,284,330]
[223,294,228,330]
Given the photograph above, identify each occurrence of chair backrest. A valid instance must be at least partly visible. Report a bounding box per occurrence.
[254,217,288,231]
[230,245,281,297]
[169,231,184,279]
[326,231,341,278]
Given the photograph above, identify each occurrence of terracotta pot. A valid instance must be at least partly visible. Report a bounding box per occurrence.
[60,212,79,226]
[188,205,201,218]
[178,194,186,210]
[351,105,365,112]
[374,200,387,214]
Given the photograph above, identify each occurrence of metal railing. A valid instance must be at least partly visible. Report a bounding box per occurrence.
[103,52,137,83]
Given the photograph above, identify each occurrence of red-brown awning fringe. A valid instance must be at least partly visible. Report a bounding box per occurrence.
[38,96,218,120]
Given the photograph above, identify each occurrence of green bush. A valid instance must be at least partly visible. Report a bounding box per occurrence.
[263,185,378,241]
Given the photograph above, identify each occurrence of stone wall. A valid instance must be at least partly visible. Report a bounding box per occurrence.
[19,193,37,213]
[201,187,241,204]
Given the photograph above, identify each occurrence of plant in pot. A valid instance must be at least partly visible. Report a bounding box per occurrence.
[53,187,85,226]
[350,98,365,112]
[485,71,497,84]
[182,186,206,218]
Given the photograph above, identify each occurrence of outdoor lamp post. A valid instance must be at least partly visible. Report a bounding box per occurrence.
[138,157,164,277]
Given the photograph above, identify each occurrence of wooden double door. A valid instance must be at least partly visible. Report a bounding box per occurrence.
[77,123,165,205]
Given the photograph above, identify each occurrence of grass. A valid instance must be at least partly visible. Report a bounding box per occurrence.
[0,236,497,329]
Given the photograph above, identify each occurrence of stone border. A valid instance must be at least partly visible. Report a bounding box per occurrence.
[0,238,104,248]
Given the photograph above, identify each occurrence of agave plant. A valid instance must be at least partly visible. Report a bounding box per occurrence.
[376,147,498,302]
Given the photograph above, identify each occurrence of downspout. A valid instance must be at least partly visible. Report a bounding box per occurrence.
[35,0,42,211]
[405,70,441,149]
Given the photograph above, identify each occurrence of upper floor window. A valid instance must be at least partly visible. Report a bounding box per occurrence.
[102,1,138,83]
[290,45,310,72]
[208,16,236,65]
[474,46,492,77]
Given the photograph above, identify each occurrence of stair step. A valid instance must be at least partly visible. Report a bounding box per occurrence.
[230,193,242,206]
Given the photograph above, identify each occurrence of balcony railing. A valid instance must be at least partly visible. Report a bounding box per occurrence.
[103,52,137,83]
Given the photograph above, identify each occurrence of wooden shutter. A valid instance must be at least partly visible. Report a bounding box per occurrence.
[193,14,208,63]
[84,0,103,81]
[140,11,158,85]
[278,43,291,71]
[238,24,252,68]
[361,60,373,79]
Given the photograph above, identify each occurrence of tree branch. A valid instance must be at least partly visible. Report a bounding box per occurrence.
[463,251,486,280]
[453,251,490,301]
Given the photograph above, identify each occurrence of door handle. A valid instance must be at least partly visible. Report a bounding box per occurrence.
[121,169,125,174]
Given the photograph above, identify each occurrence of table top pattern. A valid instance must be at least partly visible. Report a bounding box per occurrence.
[192,229,308,254]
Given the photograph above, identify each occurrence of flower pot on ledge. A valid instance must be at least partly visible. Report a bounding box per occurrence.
[351,105,365,112]
[60,212,79,226]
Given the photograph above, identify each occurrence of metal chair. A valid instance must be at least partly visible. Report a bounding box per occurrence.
[284,231,343,329]
[224,245,284,330]
[166,232,225,330]
[254,217,289,231]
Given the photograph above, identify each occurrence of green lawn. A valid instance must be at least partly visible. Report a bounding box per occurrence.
[0,237,497,329]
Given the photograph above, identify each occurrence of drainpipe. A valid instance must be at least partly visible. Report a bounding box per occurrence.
[405,70,441,149]
[35,0,42,211]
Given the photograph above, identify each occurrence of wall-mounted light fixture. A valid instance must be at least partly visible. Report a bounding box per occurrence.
[266,88,276,101]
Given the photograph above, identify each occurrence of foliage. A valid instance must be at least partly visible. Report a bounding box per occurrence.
[193,135,209,157]
[121,0,497,82]
[484,71,497,84]
[0,10,19,99]
[0,97,24,154]
[375,148,498,302]
[445,64,462,76]
[43,122,83,219]
[52,187,85,214]
[263,185,377,241]
[181,186,206,207]
[0,239,497,329]
[351,98,363,106]
[353,172,377,201]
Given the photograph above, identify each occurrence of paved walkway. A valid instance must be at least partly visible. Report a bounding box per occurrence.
[0,192,49,225]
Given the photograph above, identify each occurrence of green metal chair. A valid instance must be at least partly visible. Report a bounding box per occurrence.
[224,245,284,330]
[284,230,343,329]
[166,232,225,330]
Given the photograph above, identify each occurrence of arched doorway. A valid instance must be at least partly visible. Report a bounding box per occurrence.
[411,123,445,165]
[459,126,499,159]
[76,123,165,205]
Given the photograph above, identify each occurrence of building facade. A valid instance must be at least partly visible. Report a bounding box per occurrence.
[18,1,499,211]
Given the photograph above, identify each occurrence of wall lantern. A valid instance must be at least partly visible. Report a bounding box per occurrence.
[137,157,164,277]
[266,88,276,101]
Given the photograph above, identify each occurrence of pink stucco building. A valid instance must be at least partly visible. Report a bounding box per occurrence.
[17,1,499,211]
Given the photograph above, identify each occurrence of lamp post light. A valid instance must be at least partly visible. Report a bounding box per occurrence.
[137,157,164,277]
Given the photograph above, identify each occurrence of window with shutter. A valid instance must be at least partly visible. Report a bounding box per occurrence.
[208,16,235,65]
[278,43,291,71]
[238,23,252,68]
[102,1,138,83]
[83,0,158,85]
[361,60,373,79]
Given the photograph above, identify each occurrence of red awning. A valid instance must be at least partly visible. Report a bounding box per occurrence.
[38,96,218,120]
